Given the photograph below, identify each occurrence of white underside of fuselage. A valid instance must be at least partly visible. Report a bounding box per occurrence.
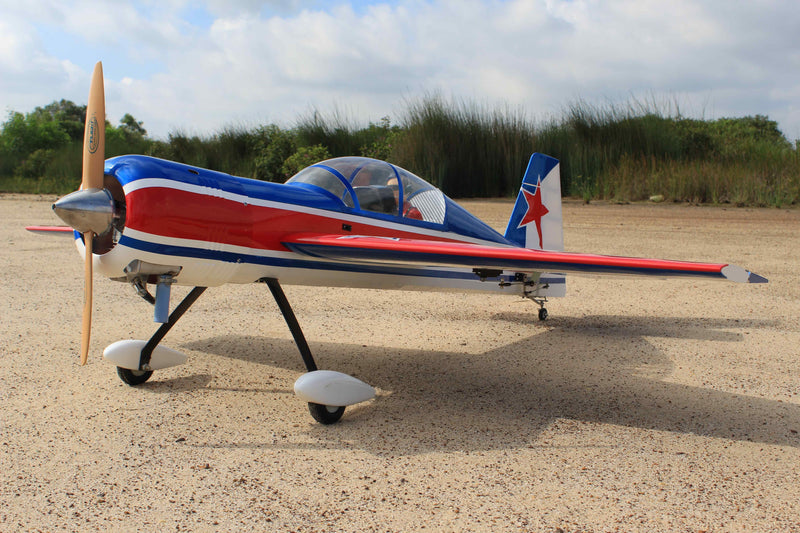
[76,230,566,297]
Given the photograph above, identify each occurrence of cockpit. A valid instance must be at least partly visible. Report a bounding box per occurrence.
[286,157,447,224]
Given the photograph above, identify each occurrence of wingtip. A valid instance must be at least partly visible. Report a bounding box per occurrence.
[721,265,767,283]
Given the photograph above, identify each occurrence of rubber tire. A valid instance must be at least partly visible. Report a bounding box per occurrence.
[308,403,345,425]
[538,308,548,321]
[116,366,154,386]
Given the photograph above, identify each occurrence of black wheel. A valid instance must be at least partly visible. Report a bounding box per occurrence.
[538,307,548,321]
[308,403,345,425]
[117,366,153,386]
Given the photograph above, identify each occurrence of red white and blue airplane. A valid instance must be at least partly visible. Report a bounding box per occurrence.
[40,63,767,424]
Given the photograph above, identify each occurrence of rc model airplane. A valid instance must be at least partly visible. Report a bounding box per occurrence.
[37,63,767,424]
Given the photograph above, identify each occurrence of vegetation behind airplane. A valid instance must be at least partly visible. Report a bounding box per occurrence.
[1,94,798,206]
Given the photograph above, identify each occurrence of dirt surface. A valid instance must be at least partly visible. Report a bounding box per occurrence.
[2,194,799,532]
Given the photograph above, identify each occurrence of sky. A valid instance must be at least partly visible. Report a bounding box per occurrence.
[2,0,799,142]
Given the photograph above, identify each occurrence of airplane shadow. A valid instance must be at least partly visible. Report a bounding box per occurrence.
[134,373,215,392]
[174,315,798,455]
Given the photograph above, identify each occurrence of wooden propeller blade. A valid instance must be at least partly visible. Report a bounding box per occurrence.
[81,232,93,365]
[79,61,104,364]
[82,62,105,190]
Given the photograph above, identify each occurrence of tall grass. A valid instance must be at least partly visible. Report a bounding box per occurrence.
[552,102,800,206]
[392,94,535,197]
[601,148,800,206]
[294,107,398,159]
[149,125,258,178]
[3,95,797,206]
[537,99,688,196]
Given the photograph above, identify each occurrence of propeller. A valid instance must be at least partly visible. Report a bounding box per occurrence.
[53,61,111,365]
[80,62,105,365]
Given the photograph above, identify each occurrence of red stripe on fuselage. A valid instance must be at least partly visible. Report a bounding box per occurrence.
[125,187,457,251]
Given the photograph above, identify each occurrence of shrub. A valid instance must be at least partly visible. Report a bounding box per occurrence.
[281,145,332,179]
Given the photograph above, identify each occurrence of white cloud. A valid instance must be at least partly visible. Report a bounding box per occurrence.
[0,14,85,113]
[2,0,799,140]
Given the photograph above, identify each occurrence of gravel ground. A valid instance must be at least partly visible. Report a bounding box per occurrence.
[2,194,799,532]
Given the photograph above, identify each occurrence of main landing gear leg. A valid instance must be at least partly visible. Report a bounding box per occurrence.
[262,278,346,425]
[263,278,318,373]
[116,286,208,386]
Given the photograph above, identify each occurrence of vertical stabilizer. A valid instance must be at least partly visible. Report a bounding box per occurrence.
[505,153,566,296]
[505,153,563,251]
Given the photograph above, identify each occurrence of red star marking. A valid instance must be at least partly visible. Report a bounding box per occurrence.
[517,178,549,248]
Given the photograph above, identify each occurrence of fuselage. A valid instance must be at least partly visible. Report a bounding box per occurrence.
[87,155,538,294]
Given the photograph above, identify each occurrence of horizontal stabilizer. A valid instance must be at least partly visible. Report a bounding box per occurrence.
[25,225,75,236]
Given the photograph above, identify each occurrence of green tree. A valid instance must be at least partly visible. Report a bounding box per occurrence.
[120,113,147,138]
[0,101,154,180]
[35,100,87,141]
[1,110,70,156]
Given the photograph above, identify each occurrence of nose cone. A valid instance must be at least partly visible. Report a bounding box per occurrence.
[53,188,115,235]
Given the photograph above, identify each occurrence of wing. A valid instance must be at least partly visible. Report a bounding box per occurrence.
[282,234,767,283]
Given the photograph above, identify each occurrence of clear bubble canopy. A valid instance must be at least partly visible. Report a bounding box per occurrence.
[286,157,446,224]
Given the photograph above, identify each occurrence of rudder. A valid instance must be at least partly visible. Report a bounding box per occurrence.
[504,153,563,251]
